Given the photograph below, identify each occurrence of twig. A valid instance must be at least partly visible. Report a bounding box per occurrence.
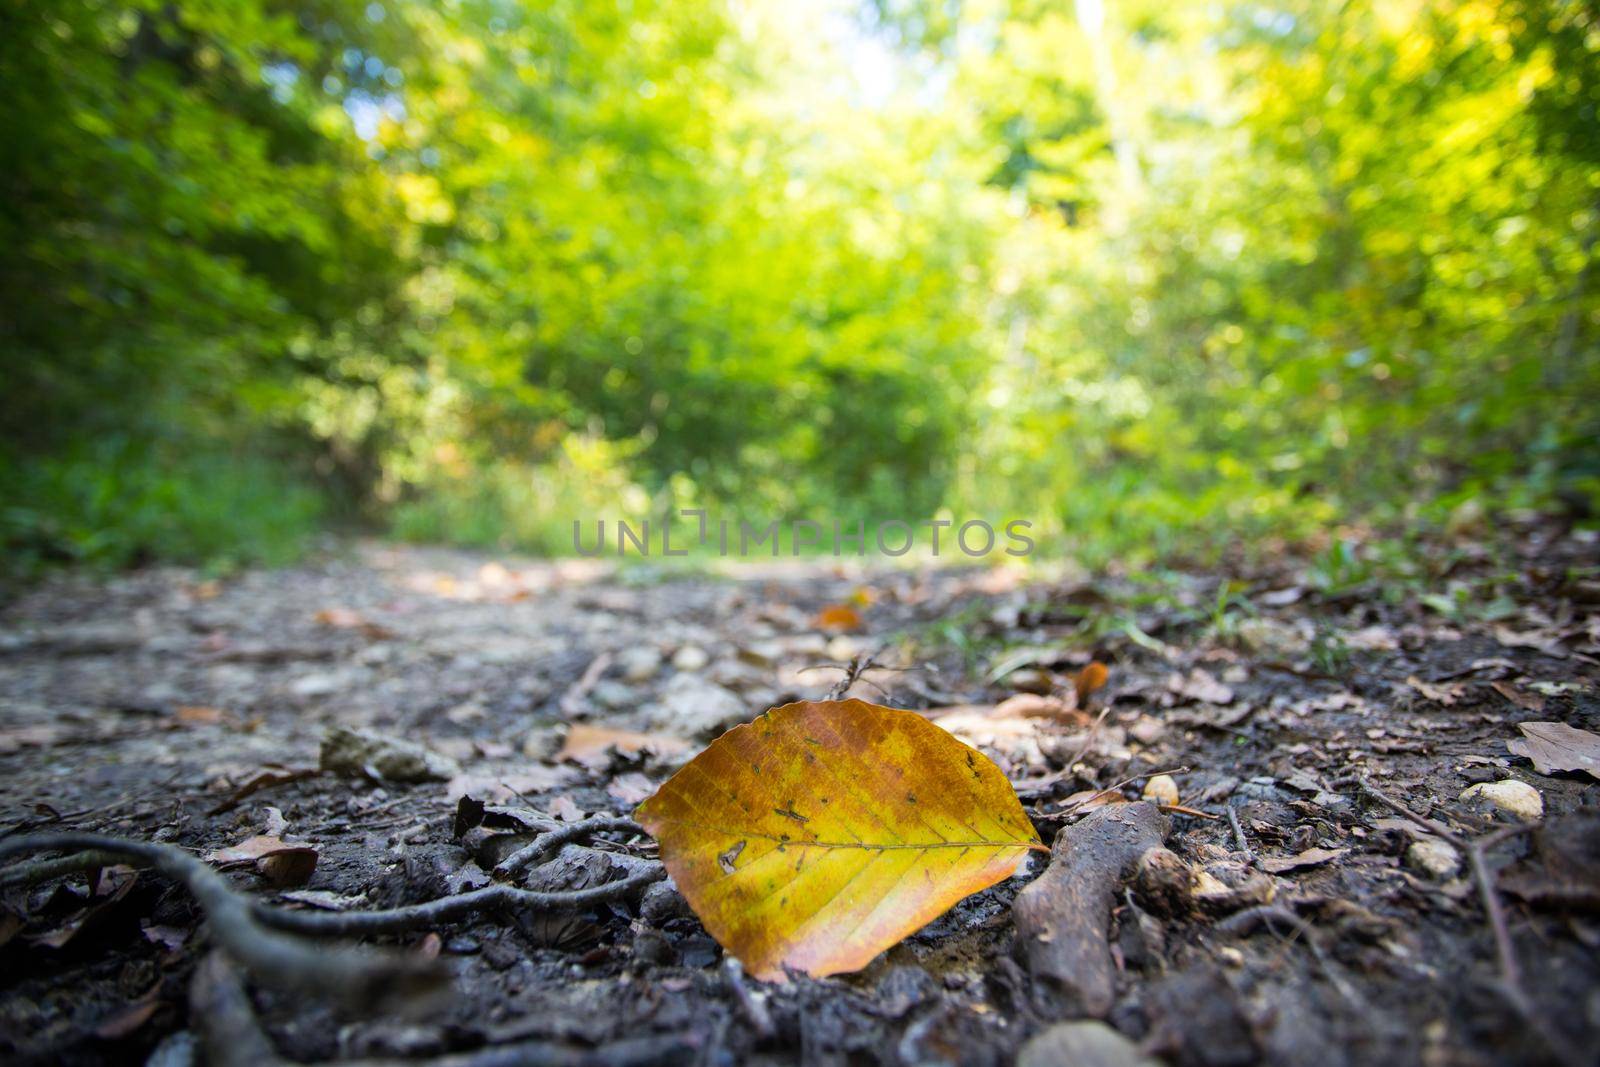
[1058,705,1113,771]
[720,957,775,1039]
[0,832,442,1006]
[560,651,614,717]
[1226,804,1253,861]
[255,869,664,936]
[811,649,886,700]
[493,817,645,879]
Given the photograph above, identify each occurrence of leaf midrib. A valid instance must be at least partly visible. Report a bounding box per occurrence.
[647,815,1039,852]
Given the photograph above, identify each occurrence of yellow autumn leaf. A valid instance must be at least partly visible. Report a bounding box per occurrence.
[635,698,1045,980]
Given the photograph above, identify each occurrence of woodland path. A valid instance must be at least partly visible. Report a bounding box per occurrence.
[1,531,1597,1066]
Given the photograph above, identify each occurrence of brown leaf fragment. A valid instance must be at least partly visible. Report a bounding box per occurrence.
[813,604,862,633]
[313,607,395,640]
[1507,721,1600,781]
[549,795,584,822]
[0,723,65,754]
[1074,661,1110,706]
[204,835,318,887]
[1259,847,1345,874]
[1406,676,1464,706]
[1490,682,1546,713]
[94,988,163,1040]
[30,868,140,949]
[173,705,229,725]
[207,764,317,815]
[1170,669,1233,705]
[556,724,691,768]
[606,772,656,806]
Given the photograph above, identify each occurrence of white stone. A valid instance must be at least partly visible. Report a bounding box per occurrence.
[1142,774,1180,807]
[616,646,663,683]
[671,645,710,672]
[1459,780,1543,820]
[1405,838,1461,880]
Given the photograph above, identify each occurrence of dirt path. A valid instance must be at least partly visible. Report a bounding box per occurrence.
[1,532,1597,1066]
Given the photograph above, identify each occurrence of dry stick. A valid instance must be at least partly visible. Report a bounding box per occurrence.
[1059,705,1113,772]
[1225,804,1254,860]
[493,816,646,880]
[255,869,664,936]
[814,649,885,701]
[720,957,775,1039]
[0,832,442,1005]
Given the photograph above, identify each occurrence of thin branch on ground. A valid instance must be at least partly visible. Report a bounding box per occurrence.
[720,957,775,1040]
[801,648,893,700]
[0,832,442,1006]
[1058,705,1113,772]
[493,816,646,879]
[0,831,664,968]
[255,868,664,936]
[1225,803,1254,861]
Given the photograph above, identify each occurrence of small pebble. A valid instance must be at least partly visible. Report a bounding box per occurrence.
[672,645,710,672]
[1405,838,1461,880]
[1142,774,1180,807]
[1017,1020,1161,1067]
[1459,780,1543,820]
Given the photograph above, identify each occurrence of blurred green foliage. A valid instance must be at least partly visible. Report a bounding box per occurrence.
[2,0,1596,572]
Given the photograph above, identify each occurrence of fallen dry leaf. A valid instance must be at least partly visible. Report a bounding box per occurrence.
[1406,676,1464,706]
[1074,662,1109,705]
[445,768,573,803]
[1170,669,1233,705]
[606,772,656,806]
[207,764,317,815]
[173,705,229,725]
[556,724,691,768]
[204,835,318,887]
[1490,682,1546,713]
[549,795,584,822]
[635,698,1045,980]
[313,607,395,640]
[1507,721,1600,781]
[1259,847,1345,874]
[813,604,862,633]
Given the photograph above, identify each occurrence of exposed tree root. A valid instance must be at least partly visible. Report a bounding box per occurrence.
[0,830,664,998]
[0,832,443,1007]
[1012,801,1170,1017]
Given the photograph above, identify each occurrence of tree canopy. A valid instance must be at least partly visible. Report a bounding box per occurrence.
[3,0,1596,569]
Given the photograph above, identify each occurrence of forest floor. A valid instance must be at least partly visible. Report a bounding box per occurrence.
[1,522,1597,1067]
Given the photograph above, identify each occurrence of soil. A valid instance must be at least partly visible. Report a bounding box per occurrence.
[1,524,1597,1066]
